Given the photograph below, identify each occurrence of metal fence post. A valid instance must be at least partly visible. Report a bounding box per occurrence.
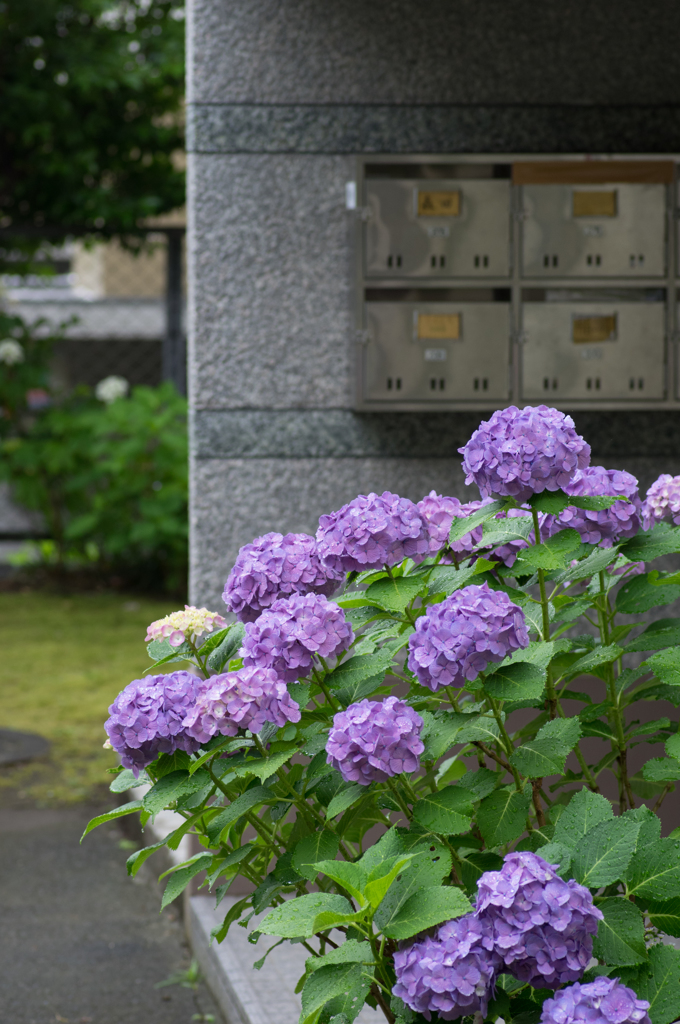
[164,227,186,395]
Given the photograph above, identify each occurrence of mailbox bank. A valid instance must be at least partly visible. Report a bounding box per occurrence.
[353,158,678,411]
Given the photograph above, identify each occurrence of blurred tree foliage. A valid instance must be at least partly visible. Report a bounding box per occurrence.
[0,0,185,266]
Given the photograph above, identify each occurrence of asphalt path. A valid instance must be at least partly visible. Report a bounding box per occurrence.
[0,805,222,1024]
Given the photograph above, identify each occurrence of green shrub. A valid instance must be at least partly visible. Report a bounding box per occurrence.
[1,382,188,593]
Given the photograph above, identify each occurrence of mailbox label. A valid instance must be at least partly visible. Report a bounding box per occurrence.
[417,190,461,217]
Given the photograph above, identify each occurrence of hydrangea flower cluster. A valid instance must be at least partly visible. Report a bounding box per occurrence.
[540,977,651,1024]
[0,338,25,365]
[183,665,301,742]
[145,606,228,648]
[326,697,424,785]
[475,851,603,989]
[105,671,207,773]
[417,492,496,561]
[642,473,680,530]
[241,593,353,683]
[223,532,343,623]
[407,583,529,691]
[459,405,591,503]
[316,491,430,573]
[393,915,499,1021]
[548,466,642,547]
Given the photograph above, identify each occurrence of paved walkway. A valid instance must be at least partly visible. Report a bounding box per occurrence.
[0,805,222,1024]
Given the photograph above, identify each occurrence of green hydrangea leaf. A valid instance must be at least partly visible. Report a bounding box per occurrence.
[626,838,680,901]
[260,893,353,938]
[477,789,531,847]
[379,885,471,940]
[571,817,640,888]
[617,944,680,1024]
[412,786,474,835]
[592,897,648,967]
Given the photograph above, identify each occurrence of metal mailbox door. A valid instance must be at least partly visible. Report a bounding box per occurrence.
[364,179,511,278]
[521,184,666,278]
[363,301,510,402]
[521,301,665,400]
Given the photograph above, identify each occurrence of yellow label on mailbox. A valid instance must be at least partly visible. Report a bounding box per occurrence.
[418,313,461,340]
[572,315,617,343]
[572,190,618,217]
[417,190,460,217]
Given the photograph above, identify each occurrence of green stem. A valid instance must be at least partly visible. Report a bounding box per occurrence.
[445,686,462,712]
[313,670,341,712]
[487,697,523,792]
[597,572,634,811]
[532,509,558,719]
[385,776,413,820]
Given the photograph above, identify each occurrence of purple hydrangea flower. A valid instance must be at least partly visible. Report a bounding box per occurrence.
[241,593,354,683]
[547,466,642,547]
[459,405,591,503]
[316,491,430,573]
[326,697,424,785]
[540,977,651,1024]
[642,473,680,530]
[223,532,343,623]
[183,665,301,743]
[475,852,603,989]
[407,583,529,691]
[104,671,207,774]
[393,913,500,1021]
[418,492,497,562]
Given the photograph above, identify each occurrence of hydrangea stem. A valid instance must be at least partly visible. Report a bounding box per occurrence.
[384,776,413,820]
[597,571,635,811]
[531,507,558,719]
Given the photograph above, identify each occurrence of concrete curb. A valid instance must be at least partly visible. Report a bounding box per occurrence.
[187,894,381,1024]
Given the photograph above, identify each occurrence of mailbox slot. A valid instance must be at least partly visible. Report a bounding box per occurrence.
[363,296,510,402]
[521,295,665,401]
[364,178,511,279]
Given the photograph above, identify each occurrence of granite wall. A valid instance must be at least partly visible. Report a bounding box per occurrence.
[187,0,680,606]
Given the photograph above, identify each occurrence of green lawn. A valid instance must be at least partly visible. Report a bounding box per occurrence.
[0,592,184,805]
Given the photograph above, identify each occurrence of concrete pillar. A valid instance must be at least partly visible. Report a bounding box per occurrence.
[187,0,680,606]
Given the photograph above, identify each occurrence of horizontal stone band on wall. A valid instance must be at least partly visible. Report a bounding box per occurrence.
[187,103,680,154]
[193,409,680,461]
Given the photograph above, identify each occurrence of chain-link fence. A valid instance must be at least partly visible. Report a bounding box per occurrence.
[1,227,186,394]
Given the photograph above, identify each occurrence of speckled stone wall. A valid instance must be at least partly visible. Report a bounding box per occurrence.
[187,0,680,606]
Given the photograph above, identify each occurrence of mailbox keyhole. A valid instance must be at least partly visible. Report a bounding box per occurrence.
[440,255,446,268]
[474,255,489,268]
[431,255,436,268]
[586,378,602,391]
[388,255,402,268]
[543,378,558,391]
[439,378,445,390]
[396,377,402,390]
[630,378,644,390]
[543,255,559,268]
[430,379,436,391]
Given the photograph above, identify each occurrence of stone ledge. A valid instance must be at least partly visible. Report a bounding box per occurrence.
[187,103,680,155]
[192,408,680,467]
